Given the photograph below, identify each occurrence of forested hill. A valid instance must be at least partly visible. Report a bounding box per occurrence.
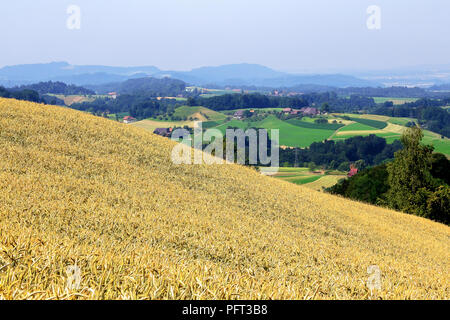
[0,86,41,102]
[9,81,95,95]
[87,77,186,96]
[192,92,376,112]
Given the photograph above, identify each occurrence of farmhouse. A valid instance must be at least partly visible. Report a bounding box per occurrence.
[108,92,118,99]
[302,107,320,116]
[233,110,244,119]
[348,165,358,177]
[283,108,292,114]
[123,116,137,124]
[153,128,173,137]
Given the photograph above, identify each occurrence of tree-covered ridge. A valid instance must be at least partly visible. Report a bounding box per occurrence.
[71,93,180,119]
[88,77,186,96]
[0,86,41,103]
[191,92,376,112]
[279,135,403,170]
[190,93,308,110]
[9,81,95,95]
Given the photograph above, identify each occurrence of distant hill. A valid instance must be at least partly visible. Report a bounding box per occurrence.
[186,63,286,82]
[0,62,381,88]
[0,62,160,86]
[157,64,381,88]
[429,83,450,91]
[255,73,380,88]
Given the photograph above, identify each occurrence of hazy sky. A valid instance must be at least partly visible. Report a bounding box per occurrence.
[1,0,449,72]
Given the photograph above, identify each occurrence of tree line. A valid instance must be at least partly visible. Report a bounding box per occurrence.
[71,93,181,119]
[0,86,41,103]
[87,77,186,96]
[190,92,376,113]
[279,135,403,170]
[9,81,95,95]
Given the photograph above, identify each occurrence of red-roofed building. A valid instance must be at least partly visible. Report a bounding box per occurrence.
[302,107,320,116]
[123,116,137,124]
[348,164,358,177]
[108,92,118,99]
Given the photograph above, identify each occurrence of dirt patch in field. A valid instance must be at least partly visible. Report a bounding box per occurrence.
[190,112,208,121]
[359,114,391,122]
[132,119,195,132]
[384,123,407,134]
[336,129,385,136]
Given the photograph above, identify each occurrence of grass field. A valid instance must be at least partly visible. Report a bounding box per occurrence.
[133,108,450,156]
[0,98,449,300]
[213,116,335,148]
[329,116,450,156]
[254,116,336,147]
[358,114,391,122]
[387,117,416,126]
[250,116,336,148]
[422,130,450,155]
[285,118,344,131]
[338,122,380,132]
[304,175,347,191]
[336,116,388,130]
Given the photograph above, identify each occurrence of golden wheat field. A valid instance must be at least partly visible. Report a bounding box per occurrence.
[0,98,449,300]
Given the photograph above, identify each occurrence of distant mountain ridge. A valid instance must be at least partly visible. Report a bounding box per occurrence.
[0,61,380,88]
[0,62,161,86]
[155,63,380,88]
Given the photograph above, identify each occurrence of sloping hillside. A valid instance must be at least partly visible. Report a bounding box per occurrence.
[171,106,227,122]
[0,98,448,300]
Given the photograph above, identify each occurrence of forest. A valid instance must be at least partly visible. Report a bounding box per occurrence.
[191,92,376,112]
[9,81,95,95]
[279,135,403,170]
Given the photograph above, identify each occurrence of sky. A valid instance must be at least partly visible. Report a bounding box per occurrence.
[0,0,449,73]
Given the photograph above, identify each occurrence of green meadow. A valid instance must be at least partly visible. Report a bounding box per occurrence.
[131,106,450,156]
